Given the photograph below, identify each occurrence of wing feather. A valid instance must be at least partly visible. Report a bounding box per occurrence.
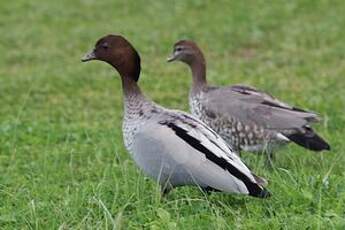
[203,85,320,131]
[157,111,269,197]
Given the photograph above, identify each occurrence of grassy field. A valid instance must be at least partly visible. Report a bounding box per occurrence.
[1,0,345,229]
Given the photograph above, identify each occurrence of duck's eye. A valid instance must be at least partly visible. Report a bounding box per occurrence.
[175,47,183,52]
[101,43,109,49]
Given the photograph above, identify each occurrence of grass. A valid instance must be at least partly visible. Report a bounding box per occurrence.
[1,0,345,229]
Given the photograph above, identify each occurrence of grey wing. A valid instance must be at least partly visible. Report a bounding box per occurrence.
[231,84,315,113]
[203,85,320,131]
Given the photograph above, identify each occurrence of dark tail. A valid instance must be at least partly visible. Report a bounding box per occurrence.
[286,127,330,151]
[247,177,271,198]
[258,188,271,198]
[248,184,271,198]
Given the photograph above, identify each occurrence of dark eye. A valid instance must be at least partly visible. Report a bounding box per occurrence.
[101,43,109,49]
[175,47,183,52]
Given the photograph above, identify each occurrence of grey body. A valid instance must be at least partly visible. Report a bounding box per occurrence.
[189,85,318,153]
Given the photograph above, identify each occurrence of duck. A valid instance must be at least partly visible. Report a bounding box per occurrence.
[81,34,270,198]
[167,40,330,159]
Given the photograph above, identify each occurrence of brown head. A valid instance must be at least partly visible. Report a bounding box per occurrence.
[81,34,141,82]
[167,40,207,88]
[167,40,205,66]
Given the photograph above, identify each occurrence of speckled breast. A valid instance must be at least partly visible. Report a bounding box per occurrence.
[189,93,274,153]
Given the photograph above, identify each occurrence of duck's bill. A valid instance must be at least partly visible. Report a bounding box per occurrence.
[81,50,96,62]
[166,54,177,62]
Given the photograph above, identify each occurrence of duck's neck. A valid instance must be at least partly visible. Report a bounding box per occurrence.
[109,49,146,105]
[121,76,145,107]
[190,56,207,94]
[121,75,143,99]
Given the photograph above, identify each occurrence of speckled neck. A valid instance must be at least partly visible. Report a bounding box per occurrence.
[120,75,159,151]
[120,74,151,120]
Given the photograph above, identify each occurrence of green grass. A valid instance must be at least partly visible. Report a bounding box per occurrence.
[1,0,345,229]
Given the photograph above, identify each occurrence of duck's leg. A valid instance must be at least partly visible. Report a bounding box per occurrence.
[265,150,275,168]
[160,183,173,197]
[263,141,275,168]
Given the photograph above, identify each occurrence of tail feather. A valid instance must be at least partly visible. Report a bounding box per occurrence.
[286,127,330,151]
[259,188,271,198]
[249,185,271,198]
[246,177,271,198]
[249,174,270,198]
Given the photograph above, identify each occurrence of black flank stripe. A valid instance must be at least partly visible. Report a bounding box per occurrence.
[162,122,264,197]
